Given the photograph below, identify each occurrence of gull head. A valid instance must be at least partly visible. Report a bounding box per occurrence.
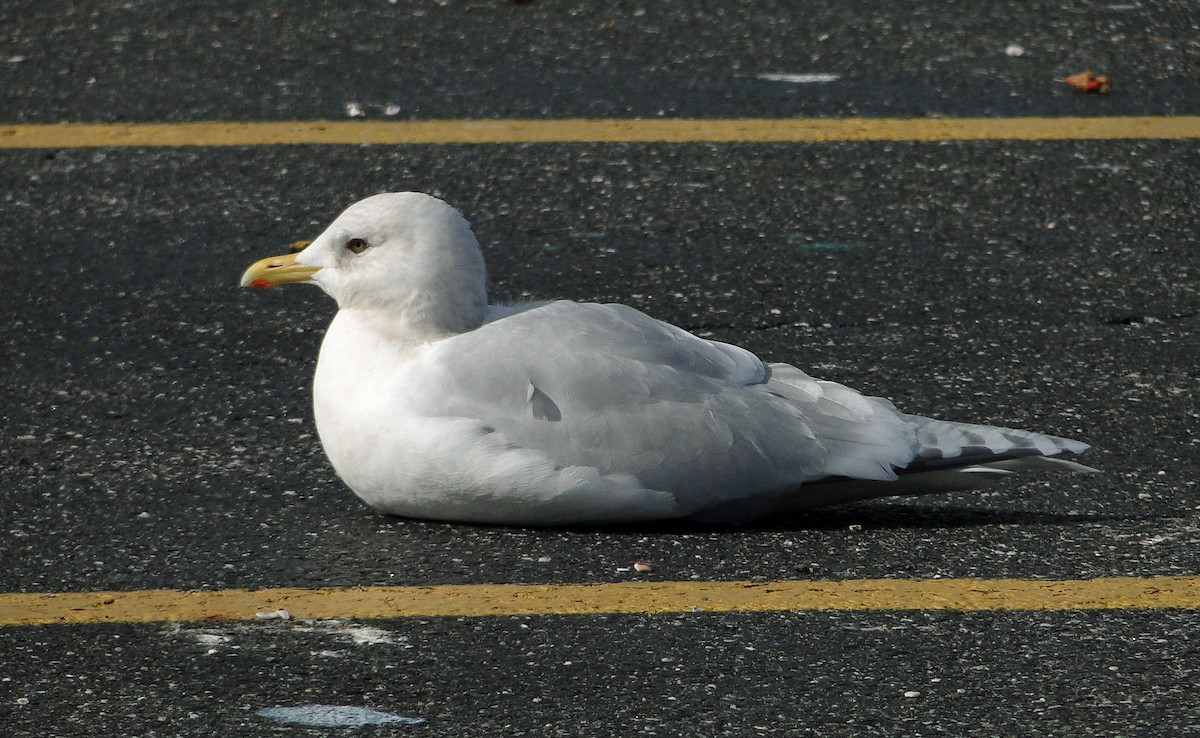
[241,192,488,335]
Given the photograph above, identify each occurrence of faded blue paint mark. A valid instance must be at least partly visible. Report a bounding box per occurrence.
[793,241,869,251]
[784,234,868,251]
[256,705,425,727]
[802,242,867,251]
[758,72,841,83]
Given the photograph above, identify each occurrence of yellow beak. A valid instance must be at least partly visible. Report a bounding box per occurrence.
[240,252,321,289]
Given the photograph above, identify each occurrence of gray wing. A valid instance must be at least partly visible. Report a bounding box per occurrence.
[406,300,930,516]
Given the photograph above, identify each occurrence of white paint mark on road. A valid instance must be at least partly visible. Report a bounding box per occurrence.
[757,72,841,83]
[335,623,396,646]
[293,619,404,646]
[257,705,424,727]
[170,625,235,648]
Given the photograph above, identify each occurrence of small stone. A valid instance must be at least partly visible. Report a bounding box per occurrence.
[633,561,653,572]
[903,690,921,698]
[1004,44,1025,57]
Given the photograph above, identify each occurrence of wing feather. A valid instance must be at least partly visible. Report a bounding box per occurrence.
[402,301,930,515]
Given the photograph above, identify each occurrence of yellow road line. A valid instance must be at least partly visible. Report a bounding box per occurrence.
[1,116,1198,149]
[1,576,1197,626]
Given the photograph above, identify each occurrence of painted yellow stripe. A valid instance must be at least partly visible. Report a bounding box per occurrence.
[1,116,1198,149]
[1,576,1197,626]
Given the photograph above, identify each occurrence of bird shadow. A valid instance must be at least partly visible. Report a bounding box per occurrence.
[368,500,1189,536]
[574,502,1187,536]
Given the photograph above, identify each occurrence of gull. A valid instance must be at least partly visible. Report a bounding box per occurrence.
[241,193,1094,526]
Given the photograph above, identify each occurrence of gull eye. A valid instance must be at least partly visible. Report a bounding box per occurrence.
[345,238,370,254]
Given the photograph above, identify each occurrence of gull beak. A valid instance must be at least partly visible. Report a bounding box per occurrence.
[240,251,321,289]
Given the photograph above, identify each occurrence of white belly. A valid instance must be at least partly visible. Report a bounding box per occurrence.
[310,311,678,525]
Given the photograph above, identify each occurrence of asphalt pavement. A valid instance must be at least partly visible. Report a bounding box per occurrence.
[2,1,1200,736]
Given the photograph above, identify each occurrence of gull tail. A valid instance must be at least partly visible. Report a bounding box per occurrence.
[802,415,1097,507]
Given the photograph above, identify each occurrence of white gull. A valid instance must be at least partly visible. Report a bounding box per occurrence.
[241,192,1094,526]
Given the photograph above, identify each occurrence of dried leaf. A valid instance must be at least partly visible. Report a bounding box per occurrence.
[1060,70,1111,94]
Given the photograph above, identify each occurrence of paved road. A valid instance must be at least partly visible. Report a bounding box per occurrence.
[2,1,1199,736]
[3,0,1199,120]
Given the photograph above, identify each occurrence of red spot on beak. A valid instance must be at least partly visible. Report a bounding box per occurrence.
[250,278,272,289]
